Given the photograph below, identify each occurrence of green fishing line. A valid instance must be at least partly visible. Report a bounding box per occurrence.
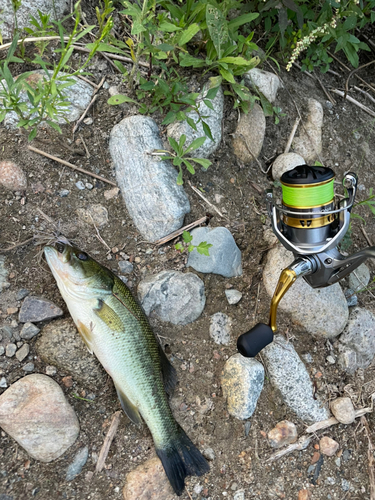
[282,180,334,207]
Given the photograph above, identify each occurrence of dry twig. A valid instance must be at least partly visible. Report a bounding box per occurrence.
[72,94,98,134]
[28,145,117,186]
[266,435,311,463]
[361,225,374,247]
[72,44,149,68]
[345,61,375,98]
[354,86,375,106]
[79,134,91,158]
[306,407,372,433]
[331,89,375,118]
[0,237,34,253]
[328,51,375,94]
[361,416,375,500]
[95,411,121,473]
[154,216,208,246]
[188,182,227,220]
[284,117,300,154]
[0,36,71,51]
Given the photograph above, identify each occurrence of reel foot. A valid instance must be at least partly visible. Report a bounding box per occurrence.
[237,323,274,357]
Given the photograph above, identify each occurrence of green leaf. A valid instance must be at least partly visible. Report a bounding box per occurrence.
[162,111,178,126]
[178,23,200,45]
[196,242,212,256]
[168,136,180,154]
[206,4,228,59]
[259,92,273,116]
[184,136,206,154]
[188,244,194,252]
[159,21,181,32]
[179,54,206,67]
[107,95,137,105]
[202,121,214,141]
[219,56,253,66]
[219,67,235,83]
[178,134,186,151]
[191,158,212,170]
[228,13,259,30]
[205,86,220,100]
[186,116,197,131]
[176,167,183,185]
[140,81,155,91]
[175,242,184,251]
[203,99,214,110]
[182,230,193,243]
[86,42,127,55]
[28,127,38,141]
[182,158,195,174]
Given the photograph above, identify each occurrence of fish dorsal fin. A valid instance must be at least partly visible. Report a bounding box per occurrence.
[158,344,177,397]
[76,320,94,354]
[93,299,123,331]
[114,383,142,425]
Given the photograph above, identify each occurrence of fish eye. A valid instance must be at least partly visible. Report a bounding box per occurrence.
[56,242,65,254]
[77,252,89,261]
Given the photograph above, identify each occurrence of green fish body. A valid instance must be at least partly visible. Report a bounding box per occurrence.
[44,242,208,495]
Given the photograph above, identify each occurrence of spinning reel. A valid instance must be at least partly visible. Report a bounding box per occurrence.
[237,164,375,358]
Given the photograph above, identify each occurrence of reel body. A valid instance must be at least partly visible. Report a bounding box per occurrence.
[237,165,375,358]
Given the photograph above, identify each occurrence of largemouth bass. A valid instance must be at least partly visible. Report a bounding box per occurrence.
[44,242,209,495]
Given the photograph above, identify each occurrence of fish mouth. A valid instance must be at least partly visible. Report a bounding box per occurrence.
[44,240,72,266]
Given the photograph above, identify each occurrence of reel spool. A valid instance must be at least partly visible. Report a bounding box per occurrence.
[237,164,375,358]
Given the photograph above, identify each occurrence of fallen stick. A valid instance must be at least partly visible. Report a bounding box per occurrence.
[362,416,375,500]
[328,52,375,94]
[79,134,91,158]
[354,86,375,106]
[0,237,34,253]
[72,94,98,134]
[28,145,117,186]
[72,44,149,68]
[306,407,372,433]
[154,216,208,246]
[266,435,311,463]
[284,117,300,154]
[188,182,227,220]
[95,411,121,473]
[361,225,373,247]
[331,89,375,118]
[0,35,72,51]
[345,61,375,98]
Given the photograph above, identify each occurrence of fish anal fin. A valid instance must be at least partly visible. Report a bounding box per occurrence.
[76,320,94,354]
[158,344,177,397]
[114,383,142,425]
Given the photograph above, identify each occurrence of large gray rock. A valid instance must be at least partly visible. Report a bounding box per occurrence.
[35,318,105,388]
[1,0,69,38]
[187,227,242,278]
[18,296,63,323]
[338,307,375,374]
[0,374,79,462]
[109,116,190,242]
[292,99,323,162]
[167,81,224,158]
[3,71,94,129]
[137,270,205,325]
[0,256,10,292]
[263,246,348,338]
[221,354,264,420]
[232,103,265,163]
[244,68,281,103]
[262,335,330,423]
[348,264,370,292]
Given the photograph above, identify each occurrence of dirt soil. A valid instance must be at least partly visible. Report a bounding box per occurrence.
[1,14,375,500]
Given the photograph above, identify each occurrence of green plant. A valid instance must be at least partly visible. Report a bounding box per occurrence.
[175,230,212,255]
[153,134,212,185]
[0,2,113,140]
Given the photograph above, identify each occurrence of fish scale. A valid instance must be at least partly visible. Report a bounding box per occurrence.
[44,243,209,495]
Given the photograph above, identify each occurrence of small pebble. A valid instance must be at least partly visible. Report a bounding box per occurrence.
[23,362,35,372]
[268,420,297,448]
[233,491,245,500]
[326,355,336,364]
[311,451,320,464]
[5,343,17,357]
[203,448,215,461]
[225,289,242,305]
[118,261,134,274]
[75,181,85,190]
[342,479,350,491]
[320,436,339,456]
[62,376,74,388]
[66,446,89,481]
[0,346,4,356]
[134,257,141,263]
[302,353,313,363]
[0,161,27,191]
[83,117,93,125]
[104,187,120,200]
[330,397,355,425]
[7,307,18,315]
[16,343,30,362]
[85,183,93,190]
[344,289,358,307]
[20,322,40,340]
[0,377,7,388]
[59,189,70,197]
[46,366,57,376]
[298,489,312,500]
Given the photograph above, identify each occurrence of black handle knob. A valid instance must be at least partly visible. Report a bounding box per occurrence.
[237,323,274,357]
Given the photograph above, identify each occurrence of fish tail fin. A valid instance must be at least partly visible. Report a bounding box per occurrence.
[156,425,209,496]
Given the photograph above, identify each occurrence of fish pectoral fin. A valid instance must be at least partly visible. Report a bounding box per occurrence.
[158,344,177,397]
[114,383,142,425]
[93,299,124,331]
[76,320,94,354]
